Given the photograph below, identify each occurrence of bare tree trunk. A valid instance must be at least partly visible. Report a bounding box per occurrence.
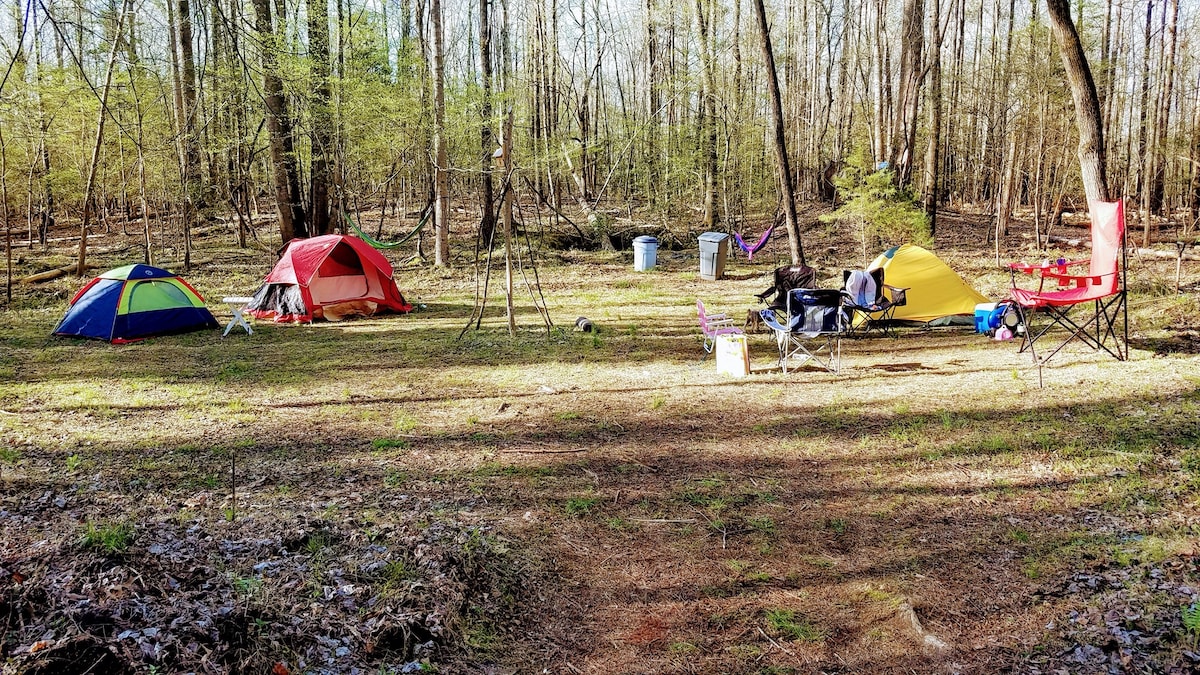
[177,0,200,269]
[1190,100,1200,223]
[1046,0,1108,205]
[998,132,1019,237]
[921,0,942,234]
[76,0,131,276]
[166,0,185,180]
[1151,0,1177,215]
[891,0,925,186]
[500,51,515,337]
[430,0,450,265]
[124,42,155,264]
[253,0,306,241]
[751,0,804,265]
[2,127,9,303]
[479,0,496,247]
[1137,0,1152,244]
[33,9,55,249]
[0,5,23,298]
[694,0,718,229]
[307,0,334,234]
[871,0,892,165]
[645,0,659,202]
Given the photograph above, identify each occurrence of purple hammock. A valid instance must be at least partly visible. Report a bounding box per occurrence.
[733,221,776,260]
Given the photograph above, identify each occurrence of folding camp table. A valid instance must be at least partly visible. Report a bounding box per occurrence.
[222,296,255,337]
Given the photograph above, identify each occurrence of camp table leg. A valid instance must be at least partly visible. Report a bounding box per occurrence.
[222,296,255,337]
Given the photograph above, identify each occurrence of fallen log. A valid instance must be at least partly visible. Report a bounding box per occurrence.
[7,232,111,249]
[21,257,212,284]
[20,264,95,284]
[1042,234,1200,262]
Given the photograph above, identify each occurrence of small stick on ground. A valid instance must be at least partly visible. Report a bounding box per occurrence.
[757,627,796,656]
[629,518,697,524]
[500,447,588,454]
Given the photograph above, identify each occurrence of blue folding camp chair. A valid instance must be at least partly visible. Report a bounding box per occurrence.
[758,288,849,373]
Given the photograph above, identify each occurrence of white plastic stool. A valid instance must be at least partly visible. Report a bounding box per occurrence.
[222,296,255,337]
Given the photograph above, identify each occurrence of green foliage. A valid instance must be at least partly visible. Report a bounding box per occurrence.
[80,520,135,554]
[748,517,777,536]
[764,609,823,642]
[564,497,599,517]
[821,147,932,251]
[1182,602,1200,634]
[825,517,849,535]
[372,437,411,451]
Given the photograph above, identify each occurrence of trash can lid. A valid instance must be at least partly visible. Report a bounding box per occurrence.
[698,231,729,242]
[633,235,658,244]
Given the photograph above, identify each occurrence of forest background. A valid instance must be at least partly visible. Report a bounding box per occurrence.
[0,0,1197,278]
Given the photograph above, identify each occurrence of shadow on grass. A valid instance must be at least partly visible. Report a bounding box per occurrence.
[10,385,1191,671]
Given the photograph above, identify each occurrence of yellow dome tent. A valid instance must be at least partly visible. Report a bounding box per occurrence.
[868,244,989,323]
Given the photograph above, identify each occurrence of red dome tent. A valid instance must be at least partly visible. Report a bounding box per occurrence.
[246,234,412,322]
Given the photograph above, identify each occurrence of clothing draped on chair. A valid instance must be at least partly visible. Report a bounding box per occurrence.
[841,268,908,335]
[1007,199,1128,370]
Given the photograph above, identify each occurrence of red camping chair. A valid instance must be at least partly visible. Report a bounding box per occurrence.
[1007,200,1128,368]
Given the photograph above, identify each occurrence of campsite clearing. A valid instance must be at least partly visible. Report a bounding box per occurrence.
[2,208,1199,674]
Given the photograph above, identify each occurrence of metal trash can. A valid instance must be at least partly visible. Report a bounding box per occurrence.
[633,235,657,271]
[698,232,729,281]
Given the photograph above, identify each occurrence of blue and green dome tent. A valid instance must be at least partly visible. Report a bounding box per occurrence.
[54,264,219,342]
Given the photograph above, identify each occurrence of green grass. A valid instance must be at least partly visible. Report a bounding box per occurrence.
[564,497,599,517]
[765,609,823,642]
[372,437,411,450]
[474,462,554,478]
[1182,602,1200,636]
[748,517,777,536]
[6,237,1200,672]
[79,520,135,554]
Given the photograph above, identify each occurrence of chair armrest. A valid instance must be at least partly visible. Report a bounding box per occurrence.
[1041,269,1113,287]
[759,309,799,333]
[1009,258,1089,274]
[1008,261,1041,274]
[701,316,742,339]
[882,285,908,306]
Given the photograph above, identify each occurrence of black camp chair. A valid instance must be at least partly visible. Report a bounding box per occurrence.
[756,264,818,310]
[759,288,849,374]
[841,268,908,336]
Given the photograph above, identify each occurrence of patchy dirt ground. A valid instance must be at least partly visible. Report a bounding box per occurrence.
[1,205,1199,674]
